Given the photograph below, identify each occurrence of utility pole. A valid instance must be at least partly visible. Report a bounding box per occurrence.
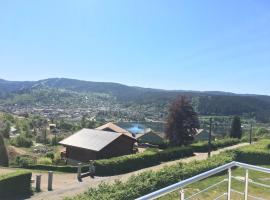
[208,118,212,158]
[249,123,253,145]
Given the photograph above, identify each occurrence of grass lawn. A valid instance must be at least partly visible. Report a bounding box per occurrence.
[158,165,270,200]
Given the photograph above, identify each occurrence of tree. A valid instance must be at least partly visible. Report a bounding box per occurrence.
[230,116,242,139]
[0,133,9,167]
[0,121,11,139]
[165,96,200,146]
[81,115,87,128]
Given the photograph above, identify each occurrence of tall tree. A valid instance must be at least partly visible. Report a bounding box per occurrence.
[0,133,9,167]
[230,116,242,139]
[165,96,200,146]
[0,121,11,139]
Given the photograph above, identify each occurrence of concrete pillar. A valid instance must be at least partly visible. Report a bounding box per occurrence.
[48,171,53,191]
[36,175,41,192]
[77,163,82,182]
[89,160,95,176]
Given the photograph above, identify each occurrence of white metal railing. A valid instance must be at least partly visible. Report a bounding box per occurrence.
[135,161,270,200]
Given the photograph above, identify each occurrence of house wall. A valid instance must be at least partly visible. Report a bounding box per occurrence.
[98,135,135,159]
[66,146,97,162]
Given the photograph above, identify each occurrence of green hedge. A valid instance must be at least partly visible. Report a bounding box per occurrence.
[21,146,193,176]
[94,146,194,176]
[0,170,32,198]
[66,153,235,200]
[191,138,240,152]
[233,139,270,165]
[18,138,240,176]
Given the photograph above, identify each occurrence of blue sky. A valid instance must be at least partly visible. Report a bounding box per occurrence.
[1,0,270,94]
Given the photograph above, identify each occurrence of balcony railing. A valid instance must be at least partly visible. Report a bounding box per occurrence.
[135,161,270,200]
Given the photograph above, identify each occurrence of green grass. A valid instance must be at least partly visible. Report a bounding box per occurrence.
[158,165,270,200]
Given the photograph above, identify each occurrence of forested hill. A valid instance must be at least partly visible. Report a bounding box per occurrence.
[0,78,270,122]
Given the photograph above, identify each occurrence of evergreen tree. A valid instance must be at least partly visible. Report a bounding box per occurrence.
[81,115,87,128]
[0,121,11,139]
[165,96,200,146]
[230,116,242,139]
[0,133,9,167]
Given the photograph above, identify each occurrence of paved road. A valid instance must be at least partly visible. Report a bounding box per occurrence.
[25,143,248,200]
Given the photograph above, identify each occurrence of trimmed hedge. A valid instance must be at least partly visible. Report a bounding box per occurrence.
[66,153,235,200]
[94,146,194,176]
[0,170,32,198]
[191,138,240,152]
[19,138,240,176]
[22,146,193,176]
[233,140,270,165]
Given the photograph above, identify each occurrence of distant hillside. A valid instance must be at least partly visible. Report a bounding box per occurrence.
[0,78,270,122]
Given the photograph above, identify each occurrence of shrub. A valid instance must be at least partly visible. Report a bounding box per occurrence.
[37,157,53,165]
[0,170,32,199]
[94,146,194,176]
[46,152,55,160]
[232,139,270,165]
[10,135,33,148]
[191,138,240,152]
[19,146,193,175]
[16,155,34,167]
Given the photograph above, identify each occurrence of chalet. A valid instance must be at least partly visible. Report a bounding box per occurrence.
[136,129,165,146]
[96,122,134,138]
[59,128,136,163]
[194,129,216,141]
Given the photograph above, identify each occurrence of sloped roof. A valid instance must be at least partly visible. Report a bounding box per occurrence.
[136,130,165,139]
[59,128,122,151]
[195,129,217,136]
[96,122,134,138]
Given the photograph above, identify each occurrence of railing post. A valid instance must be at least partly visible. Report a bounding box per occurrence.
[77,163,82,182]
[244,169,249,200]
[36,174,41,192]
[48,171,53,191]
[227,168,231,200]
[179,188,185,200]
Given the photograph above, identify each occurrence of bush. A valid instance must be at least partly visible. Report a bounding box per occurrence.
[191,138,240,152]
[16,155,34,167]
[232,139,270,165]
[37,157,52,165]
[94,146,194,176]
[66,153,234,200]
[10,135,33,148]
[46,152,55,160]
[0,170,32,198]
[19,146,193,175]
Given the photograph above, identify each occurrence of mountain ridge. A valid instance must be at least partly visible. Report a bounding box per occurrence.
[0,77,266,97]
[1,78,270,122]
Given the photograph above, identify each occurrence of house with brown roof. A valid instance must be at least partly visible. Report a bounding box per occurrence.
[136,129,165,146]
[59,128,136,163]
[96,122,134,138]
